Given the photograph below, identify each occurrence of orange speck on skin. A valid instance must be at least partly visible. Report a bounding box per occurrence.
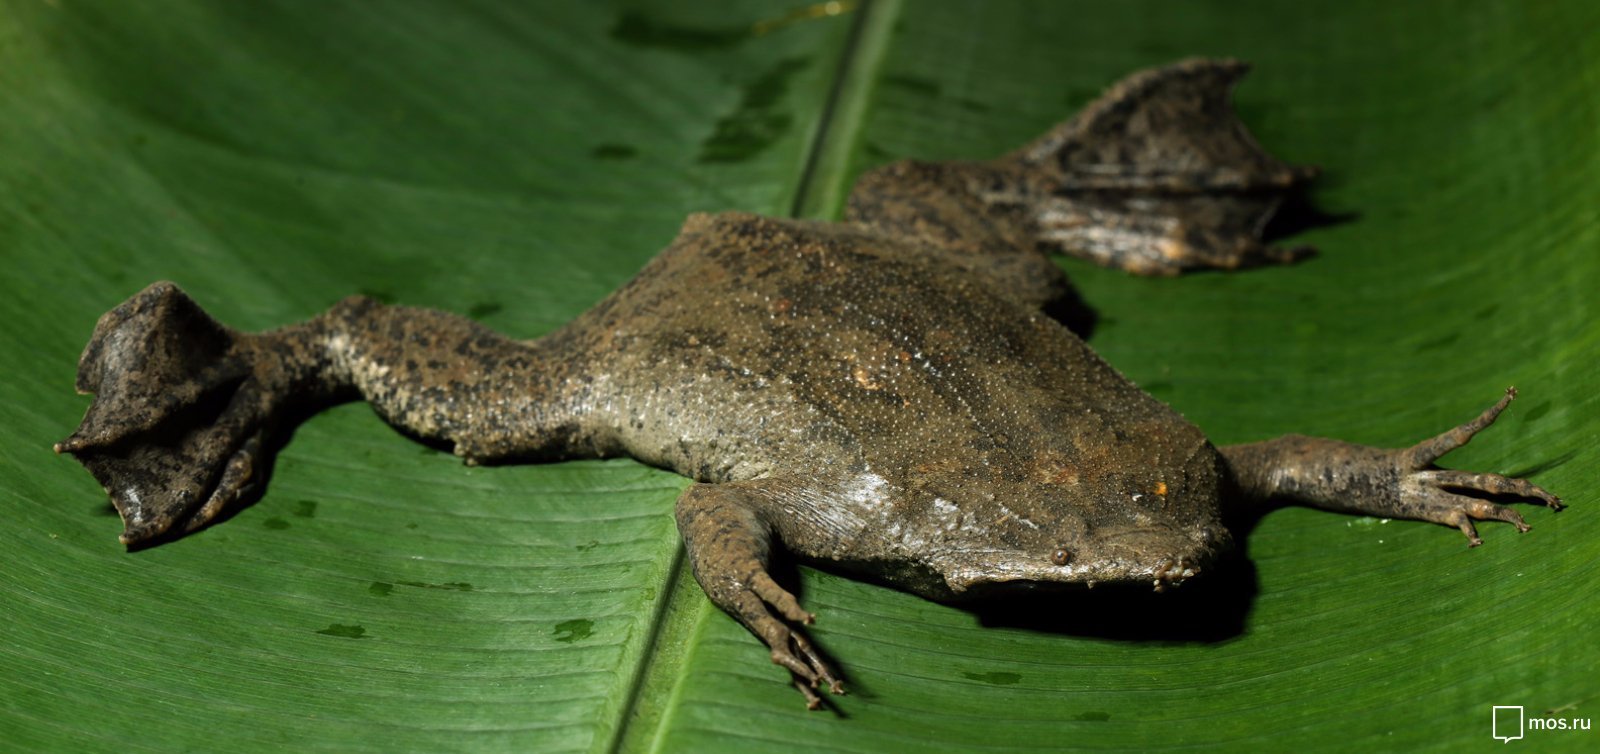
[1154,481,1168,496]
[852,365,882,390]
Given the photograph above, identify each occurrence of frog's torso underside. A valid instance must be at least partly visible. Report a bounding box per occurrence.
[540,212,1226,598]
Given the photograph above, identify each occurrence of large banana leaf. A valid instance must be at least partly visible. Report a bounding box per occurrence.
[3,1,1595,751]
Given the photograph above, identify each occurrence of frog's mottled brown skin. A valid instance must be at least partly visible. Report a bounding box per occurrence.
[57,59,1562,709]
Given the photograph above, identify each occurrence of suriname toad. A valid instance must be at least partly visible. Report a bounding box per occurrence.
[57,59,1563,708]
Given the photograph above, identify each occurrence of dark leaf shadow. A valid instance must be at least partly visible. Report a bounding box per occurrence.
[1262,184,1359,244]
[963,549,1258,644]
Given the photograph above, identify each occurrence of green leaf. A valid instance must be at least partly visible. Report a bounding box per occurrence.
[2,1,1595,752]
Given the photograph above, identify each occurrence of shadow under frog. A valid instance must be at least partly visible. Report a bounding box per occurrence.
[57,59,1561,709]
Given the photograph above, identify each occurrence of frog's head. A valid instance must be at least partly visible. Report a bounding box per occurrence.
[934,513,1233,600]
[920,450,1233,599]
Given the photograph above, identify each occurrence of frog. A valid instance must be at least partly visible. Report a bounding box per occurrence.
[57,59,1562,709]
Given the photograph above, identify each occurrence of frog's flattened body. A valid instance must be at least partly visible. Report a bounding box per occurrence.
[58,59,1563,708]
[554,212,1226,599]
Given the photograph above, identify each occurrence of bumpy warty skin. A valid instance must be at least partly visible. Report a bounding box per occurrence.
[533,213,1231,599]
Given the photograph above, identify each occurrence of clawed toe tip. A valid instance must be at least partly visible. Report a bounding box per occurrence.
[55,431,114,455]
[798,678,846,710]
[118,518,175,547]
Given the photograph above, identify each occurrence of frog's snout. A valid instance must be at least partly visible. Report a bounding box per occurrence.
[1091,523,1230,590]
[1100,524,1217,554]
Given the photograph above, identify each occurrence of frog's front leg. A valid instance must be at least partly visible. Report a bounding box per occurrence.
[674,481,845,709]
[1220,388,1563,545]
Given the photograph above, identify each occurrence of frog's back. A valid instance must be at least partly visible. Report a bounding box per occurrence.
[548,213,1219,525]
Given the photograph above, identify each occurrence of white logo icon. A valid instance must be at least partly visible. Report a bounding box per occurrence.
[1493,706,1525,743]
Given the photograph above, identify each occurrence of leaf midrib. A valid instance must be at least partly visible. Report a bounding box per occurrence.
[603,2,901,751]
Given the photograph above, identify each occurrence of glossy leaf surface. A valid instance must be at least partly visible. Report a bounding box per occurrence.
[2,1,1595,751]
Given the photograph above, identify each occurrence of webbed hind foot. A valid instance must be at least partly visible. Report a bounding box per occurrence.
[1004,58,1319,275]
[57,282,326,545]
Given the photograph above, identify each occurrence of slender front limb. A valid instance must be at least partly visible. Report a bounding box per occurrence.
[58,282,577,545]
[1221,388,1563,546]
[674,481,843,709]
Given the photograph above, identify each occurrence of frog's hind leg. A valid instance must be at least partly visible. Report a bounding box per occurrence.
[1002,58,1318,275]
[846,159,1091,322]
[58,282,592,546]
[674,480,845,709]
[56,282,327,545]
[847,58,1318,278]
